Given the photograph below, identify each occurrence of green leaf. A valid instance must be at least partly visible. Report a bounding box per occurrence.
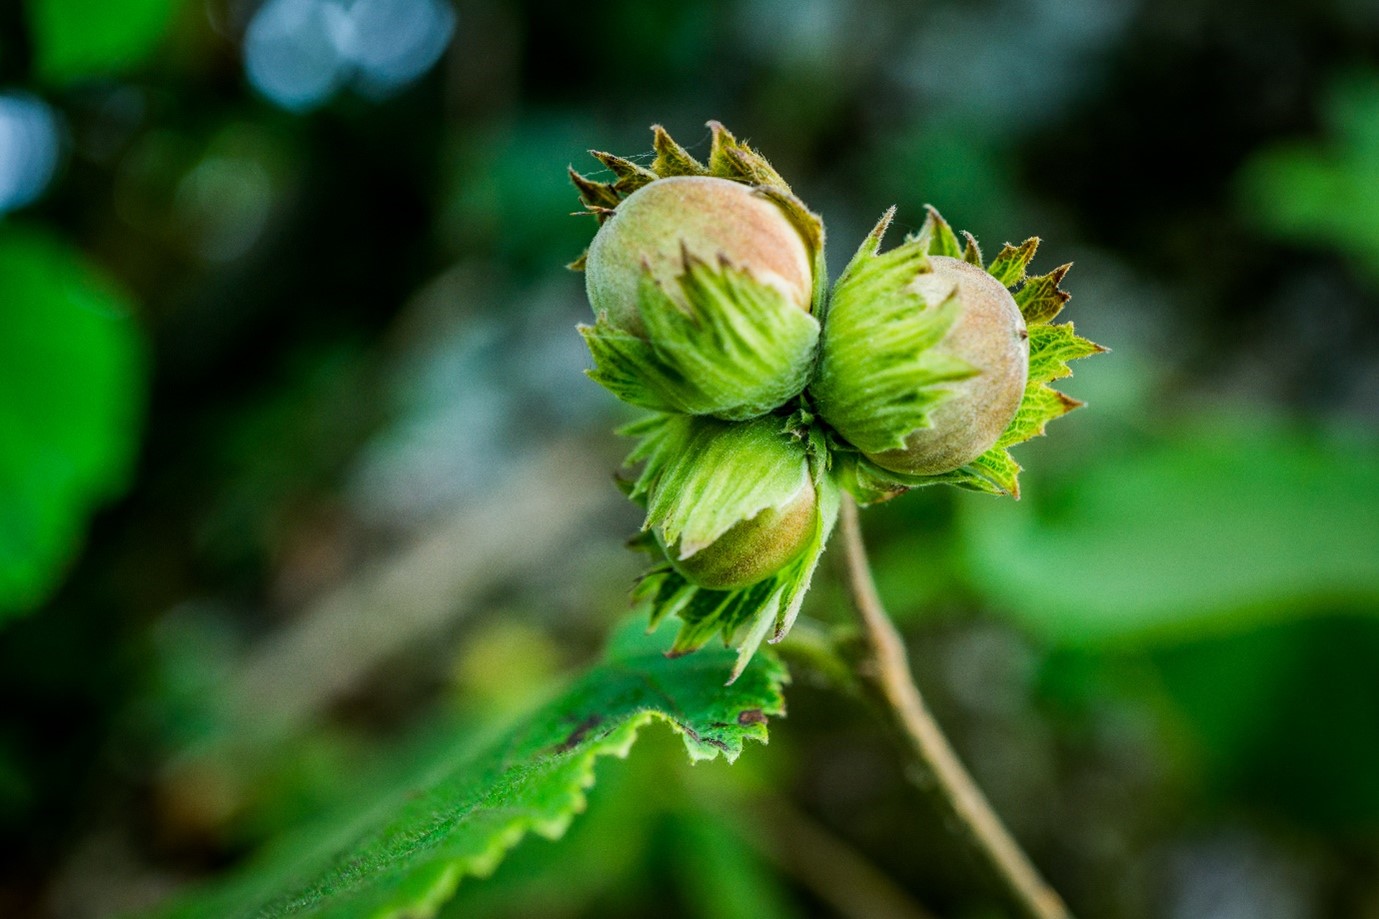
[432,729,666,917]
[0,229,145,621]
[26,0,186,84]
[581,255,820,420]
[146,618,788,919]
[960,420,1379,646]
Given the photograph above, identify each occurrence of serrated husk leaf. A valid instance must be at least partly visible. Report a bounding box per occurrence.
[829,450,911,505]
[998,383,1084,448]
[1027,321,1103,384]
[633,472,841,682]
[811,208,978,456]
[571,123,827,314]
[623,413,811,557]
[827,210,1102,502]
[582,254,820,420]
[938,267,1101,499]
[961,230,984,266]
[986,237,1040,287]
[1014,263,1073,325]
[579,325,674,412]
[651,124,705,176]
[910,205,963,259]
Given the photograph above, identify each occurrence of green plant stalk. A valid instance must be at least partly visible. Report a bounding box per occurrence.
[837,495,1071,919]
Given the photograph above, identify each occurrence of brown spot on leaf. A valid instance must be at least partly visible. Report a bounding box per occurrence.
[737,709,768,726]
[554,715,602,754]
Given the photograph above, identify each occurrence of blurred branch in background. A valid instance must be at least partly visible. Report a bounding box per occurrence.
[168,439,616,771]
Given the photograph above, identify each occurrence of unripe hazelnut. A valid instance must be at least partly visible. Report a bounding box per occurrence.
[584,175,813,335]
[867,256,1029,475]
[663,480,817,591]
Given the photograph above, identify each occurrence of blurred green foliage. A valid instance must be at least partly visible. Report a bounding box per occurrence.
[0,230,145,620]
[961,419,1379,645]
[26,0,187,84]
[1240,74,1379,285]
[1153,616,1379,828]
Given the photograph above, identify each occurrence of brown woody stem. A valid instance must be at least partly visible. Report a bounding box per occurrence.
[837,494,1072,919]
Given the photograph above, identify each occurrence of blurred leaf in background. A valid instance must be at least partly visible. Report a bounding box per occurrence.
[966,411,1379,828]
[1239,72,1379,286]
[1152,615,1379,828]
[959,418,1379,646]
[0,230,145,622]
[26,0,188,85]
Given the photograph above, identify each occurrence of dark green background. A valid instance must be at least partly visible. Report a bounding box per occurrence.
[2,0,1378,916]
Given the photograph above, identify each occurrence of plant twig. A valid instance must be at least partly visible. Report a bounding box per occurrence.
[741,796,938,919]
[837,494,1071,919]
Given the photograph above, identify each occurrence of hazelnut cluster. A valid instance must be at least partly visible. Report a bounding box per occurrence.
[570,123,1098,669]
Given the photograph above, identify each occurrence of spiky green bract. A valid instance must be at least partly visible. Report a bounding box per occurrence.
[633,474,840,684]
[147,618,786,919]
[570,121,827,314]
[810,207,978,457]
[621,411,838,681]
[581,254,820,420]
[623,413,812,558]
[834,208,1104,501]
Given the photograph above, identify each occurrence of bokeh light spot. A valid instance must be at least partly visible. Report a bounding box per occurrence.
[0,93,61,215]
[244,0,456,111]
[340,0,456,97]
[244,0,352,112]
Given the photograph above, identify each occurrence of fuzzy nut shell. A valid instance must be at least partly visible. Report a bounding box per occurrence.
[868,256,1029,476]
[665,482,816,591]
[584,176,814,335]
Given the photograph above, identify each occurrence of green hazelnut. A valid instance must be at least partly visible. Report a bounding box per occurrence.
[663,480,817,591]
[584,175,814,336]
[867,256,1029,475]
